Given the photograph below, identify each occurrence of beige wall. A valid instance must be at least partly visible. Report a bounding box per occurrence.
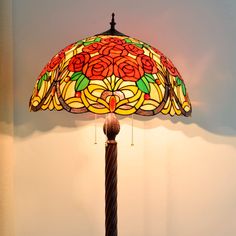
[13,118,236,236]
[0,0,14,235]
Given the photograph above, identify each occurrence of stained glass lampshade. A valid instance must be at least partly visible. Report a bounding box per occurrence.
[29,13,191,236]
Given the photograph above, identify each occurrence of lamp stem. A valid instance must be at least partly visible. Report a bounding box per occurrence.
[103,113,120,236]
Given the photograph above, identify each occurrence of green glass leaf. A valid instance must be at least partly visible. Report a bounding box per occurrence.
[83,41,96,46]
[176,76,182,86]
[181,84,186,96]
[134,43,143,48]
[137,76,150,94]
[37,79,43,91]
[175,76,186,96]
[37,72,48,90]
[41,72,48,81]
[76,40,83,45]
[124,38,132,43]
[71,72,83,81]
[145,73,155,83]
[75,74,89,91]
[94,37,101,42]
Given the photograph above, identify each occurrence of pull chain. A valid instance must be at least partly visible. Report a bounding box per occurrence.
[94,114,97,144]
[131,114,134,146]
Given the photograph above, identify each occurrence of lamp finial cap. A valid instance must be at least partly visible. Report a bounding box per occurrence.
[110,13,116,30]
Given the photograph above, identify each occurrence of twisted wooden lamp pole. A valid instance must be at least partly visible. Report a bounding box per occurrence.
[103,113,120,236]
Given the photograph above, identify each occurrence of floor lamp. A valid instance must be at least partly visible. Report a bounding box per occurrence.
[29,13,192,236]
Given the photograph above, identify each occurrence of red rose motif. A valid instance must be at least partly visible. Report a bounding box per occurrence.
[114,56,144,82]
[160,55,180,77]
[101,37,125,45]
[83,43,103,54]
[84,55,113,80]
[47,52,65,71]
[125,44,144,56]
[68,52,90,72]
[99,44,128,58]
[137,54,158,74]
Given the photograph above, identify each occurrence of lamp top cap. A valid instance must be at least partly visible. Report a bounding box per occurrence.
[110,13,116,30]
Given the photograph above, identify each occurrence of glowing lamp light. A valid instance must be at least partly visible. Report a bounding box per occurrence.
[29,13,192,236]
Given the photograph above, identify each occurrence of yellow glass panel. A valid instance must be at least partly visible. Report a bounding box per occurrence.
[51,70,58,82]
[91,89,104,98]
[62,81,76,100]
[32,96,40,107]
[84,89,98,102]
[38,81,48,99]
[116,107,136,115]
[156,73,164,85]
[174,107,182,115]
[68,101,84,109]
[114,78,123,90]
[76,46,83,54]
[103,78,112,91]
[128,101,138,107]
[135,93,144,109]
[119,81,136,89]
[128,53,136,59]
[41,95,52,110]
[162,85,167,96]
[172,99,181,115]
[150,83,162,103]
[47,100,53,110]
[88,85,106,94]
[121,84,138,92]
[59,69,70,81]
[152,53,161,63]
[65,51,75,61]
[97,98,109,108]
[53,93,62,110]
[141,104,156,111]
[143,47,150,56]
[81,91,90,108]
[116,99,129,107]
[120,89,134,99]
[152,74,158,80]
[88,105,109,114]
[170,105,175,116]
[162,97,171,115]
[90,79,107,88]
[59,81,66,94]
[183,101,191,112]
[143,99,159,107]
[110,76,116,90]
[172,97,180,110]
[66,97,84,109]
[66,97,82,104]
[128,89,142,103]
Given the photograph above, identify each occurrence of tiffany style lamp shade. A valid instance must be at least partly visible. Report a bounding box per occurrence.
[29,13,191,236]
